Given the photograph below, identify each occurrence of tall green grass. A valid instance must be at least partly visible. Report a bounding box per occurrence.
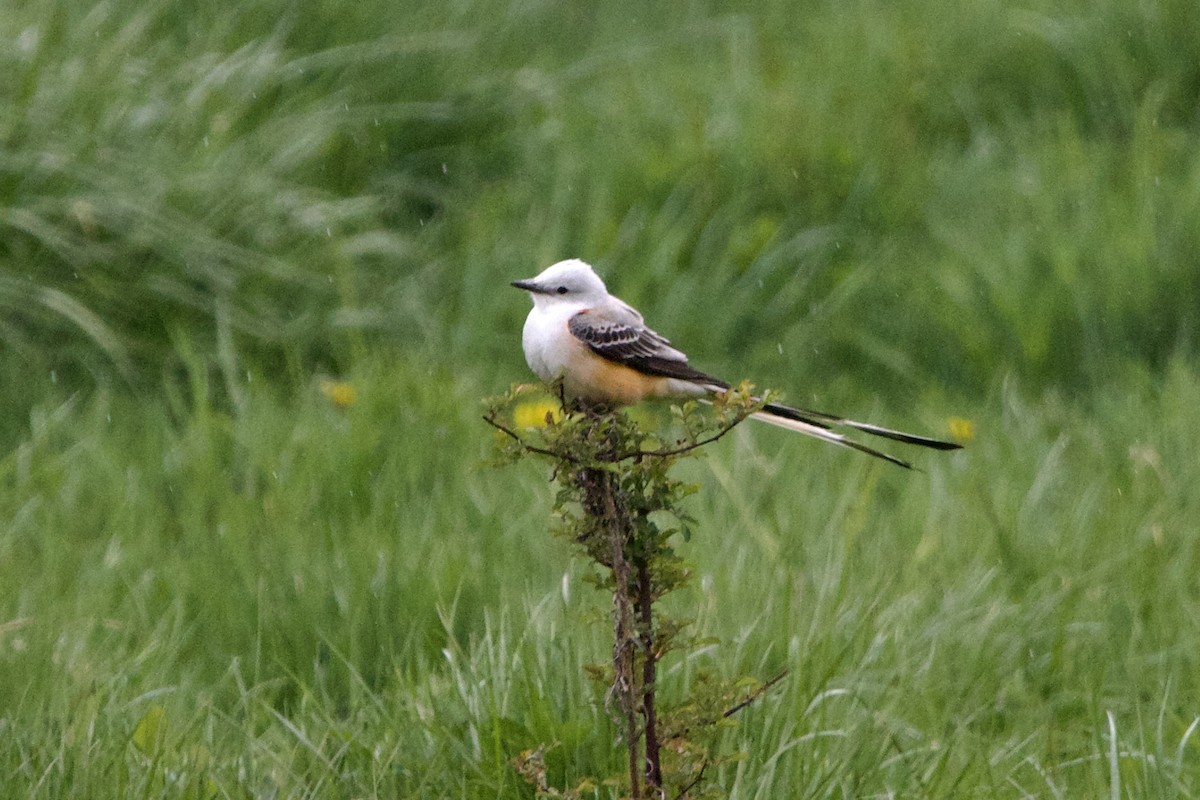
[0,0,520,386]
[4,356,1200,796]
[4,0,1200,796]
[3,0,1199,399]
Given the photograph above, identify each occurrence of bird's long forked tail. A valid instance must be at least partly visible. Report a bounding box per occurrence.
[750,401,962,469]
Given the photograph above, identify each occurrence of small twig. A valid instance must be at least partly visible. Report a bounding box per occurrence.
[673,759,709,800]
[723,669,790,719]
[485,399,758,469]
[480,393,753,470]
[482,413,582,464]
[664,668,791,750]
[611,409,755,461]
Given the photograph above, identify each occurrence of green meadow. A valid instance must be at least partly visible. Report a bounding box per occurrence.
[3,0,1200,796]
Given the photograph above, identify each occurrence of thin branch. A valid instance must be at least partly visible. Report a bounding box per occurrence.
[611,409,755,461]
[673,759,709,800]
[481,412,581,464]
[723,669,790,718]
[486,393,761,469]
[663,668,791,751]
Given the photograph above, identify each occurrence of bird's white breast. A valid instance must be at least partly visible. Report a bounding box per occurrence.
[521,303,582,383]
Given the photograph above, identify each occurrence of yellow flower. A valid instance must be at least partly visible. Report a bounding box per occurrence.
[946,416,976,442]
[513,399,561,428]
[319,378,357,409]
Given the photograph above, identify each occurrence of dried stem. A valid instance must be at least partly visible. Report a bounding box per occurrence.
[636,555,663,795]
[586,465,641,799]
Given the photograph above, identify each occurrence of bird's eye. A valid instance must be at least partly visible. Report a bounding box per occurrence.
[556,286,569,294]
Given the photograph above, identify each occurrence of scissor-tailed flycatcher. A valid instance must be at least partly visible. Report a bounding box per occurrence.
[512,259,961,468]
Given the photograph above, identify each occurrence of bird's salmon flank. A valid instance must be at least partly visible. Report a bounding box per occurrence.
[512,259,962,469]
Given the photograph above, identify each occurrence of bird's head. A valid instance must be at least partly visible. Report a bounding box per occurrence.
[511,259,608,308]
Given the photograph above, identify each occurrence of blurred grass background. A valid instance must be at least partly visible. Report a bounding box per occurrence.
[3,0,1200,797]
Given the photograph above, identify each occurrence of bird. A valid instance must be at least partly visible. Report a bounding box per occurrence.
[511,259,961,468]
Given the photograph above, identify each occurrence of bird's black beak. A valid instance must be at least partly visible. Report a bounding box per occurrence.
[510,279,544,293]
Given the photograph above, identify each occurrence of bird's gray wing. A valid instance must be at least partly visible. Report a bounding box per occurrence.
[568,302,728,387]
